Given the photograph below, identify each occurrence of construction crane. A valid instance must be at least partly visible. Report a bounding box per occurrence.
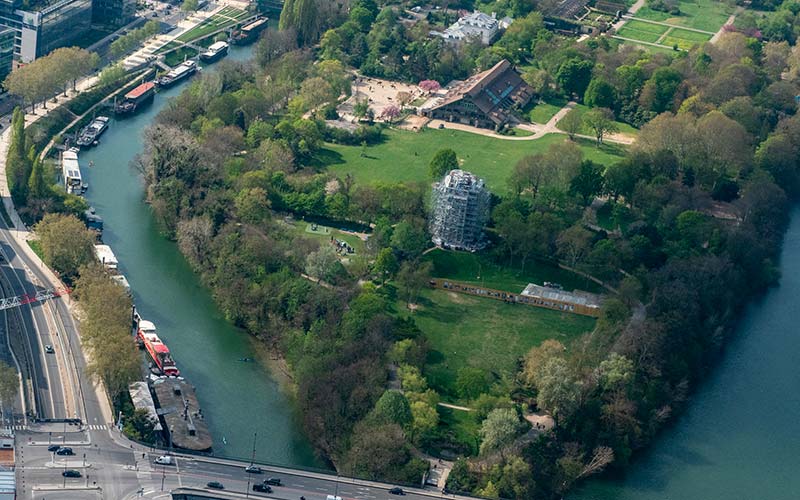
[0,287,71,312]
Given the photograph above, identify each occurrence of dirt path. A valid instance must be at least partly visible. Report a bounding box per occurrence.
[437,402,473,412]
[711,6,743,44]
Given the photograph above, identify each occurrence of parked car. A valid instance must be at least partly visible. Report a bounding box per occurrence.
[389,487,406,495]
[44,345,54,354]
[253,483,272,493]
[62,469,81,478]
[56,447,74,456]
[264,477,282,486]
[47,444,61,452]
[207,481,224,489]
[245,464,262,473]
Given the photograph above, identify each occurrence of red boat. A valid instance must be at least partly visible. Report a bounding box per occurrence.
[137,320,180,376]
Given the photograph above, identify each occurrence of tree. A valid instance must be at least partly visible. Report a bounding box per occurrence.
[455,367,492,399]
[397,260,432,307]
[27,156,48,200]
[559,109,583,140]
[390,220,428,260]
[584,78,616,108]
[522,340,565,388]
[557,225,593,268]
[380,105,400,122]
[598,353,634,392]
[371,390,412,427]
[34,214,95,278]
[235,187,271,224]
[123,408,158,443]
[419,80,440,93]
[181,0,199,12]
[409,400,438,444]
[640,67,682,113]
[583,108,618,146]
[479,408,521,456]
[569,160,605,205]
[556,58,594,97]
[176,217,213,266]
[305,245,341,283]
[536,357,580,423]
[374,247,398,284]
[429,148,458,180]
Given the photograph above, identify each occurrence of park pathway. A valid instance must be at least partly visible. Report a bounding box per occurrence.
[710,6,744,44]
[612,0,646,32]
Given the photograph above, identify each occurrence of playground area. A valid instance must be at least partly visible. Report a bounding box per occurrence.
[338,76,424,122]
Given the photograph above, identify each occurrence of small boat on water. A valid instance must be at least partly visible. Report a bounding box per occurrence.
[116,81,156,115]
[76,116,109,147]
[231,17,268,45]
[156,60,198,88]
[199,41,229,64]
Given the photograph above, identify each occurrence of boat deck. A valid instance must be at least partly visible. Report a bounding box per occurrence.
[152,378,213,451]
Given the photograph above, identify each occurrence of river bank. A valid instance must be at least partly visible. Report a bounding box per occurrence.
[572,209,800,499]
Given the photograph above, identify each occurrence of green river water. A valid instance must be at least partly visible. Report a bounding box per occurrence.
[78,44,320,467]
[76,42,800,496]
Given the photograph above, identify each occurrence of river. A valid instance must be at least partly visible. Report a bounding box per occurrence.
[78,43,321,468]
[573,209,800,499]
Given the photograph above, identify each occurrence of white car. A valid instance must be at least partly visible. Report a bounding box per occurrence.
[154,455,175,465]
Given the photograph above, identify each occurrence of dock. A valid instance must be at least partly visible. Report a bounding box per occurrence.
[152,378,212,452]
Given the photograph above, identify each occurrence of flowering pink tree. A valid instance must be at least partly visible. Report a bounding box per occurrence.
[381,105,401,122]
[419,80,441,93]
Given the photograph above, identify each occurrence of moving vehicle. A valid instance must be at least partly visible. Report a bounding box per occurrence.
[137,320,180,376]
[206,481,224,489]
[199,41,229,64]
[61,148,83,195]
[44,344,54,354]
[154,455,175,465]
[264,477,281,486]
[116,81,156,115]
[252,483,272,492]
[156,60,198,88]
[389,487,405,495]
[245,464,262,473]
[56,447,74,455]
[47,444,61,452]
[62,469,81,478]
[75,116,110,147]
[326,495,342,500]
[231,17,268,45]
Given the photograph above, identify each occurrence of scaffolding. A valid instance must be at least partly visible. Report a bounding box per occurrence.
[430,169,491,251]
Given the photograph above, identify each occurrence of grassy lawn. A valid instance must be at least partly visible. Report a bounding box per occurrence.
[557,104,639,137]
[425,248,603,294]
[176,8,249,43]
[28,240,44,260]
[617,19,670,43]
[286,220,366,254]
[528,99,566,124]
[398,287,595,401]
[164,47,198,67]
[318,129,627,192]
[662,27,713,49]
[634,0,732,32]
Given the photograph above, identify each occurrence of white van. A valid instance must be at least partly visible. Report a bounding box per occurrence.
[154,455,175,465]
[326,496,343,500]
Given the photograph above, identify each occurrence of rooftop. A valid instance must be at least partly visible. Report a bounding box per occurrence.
[521,283,602,309]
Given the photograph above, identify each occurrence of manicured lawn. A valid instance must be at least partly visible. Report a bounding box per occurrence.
[617,19,670,43]
[318,129,627,192]
[28,240,44,260]
[528,101,565,124]
[399,288,595,401]
[163,47,198,67]
[557,104,639,138]
[634,0,732,32]
[424,248,603,294]
[662,27,713,49]
[176,8,249,43]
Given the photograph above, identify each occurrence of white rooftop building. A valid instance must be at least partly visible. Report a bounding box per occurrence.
[433,11,511,45]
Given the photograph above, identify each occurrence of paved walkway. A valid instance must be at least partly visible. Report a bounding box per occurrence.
[611,0,646,32]
[426,100,636,145]
[437,402,472,412]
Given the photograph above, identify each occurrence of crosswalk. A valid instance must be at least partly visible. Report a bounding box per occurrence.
[4,423,107,431]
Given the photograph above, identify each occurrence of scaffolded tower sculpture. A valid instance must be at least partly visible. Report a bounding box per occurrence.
[430,169,491,251]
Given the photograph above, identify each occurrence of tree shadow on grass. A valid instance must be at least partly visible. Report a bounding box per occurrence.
[308,148,345,169]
